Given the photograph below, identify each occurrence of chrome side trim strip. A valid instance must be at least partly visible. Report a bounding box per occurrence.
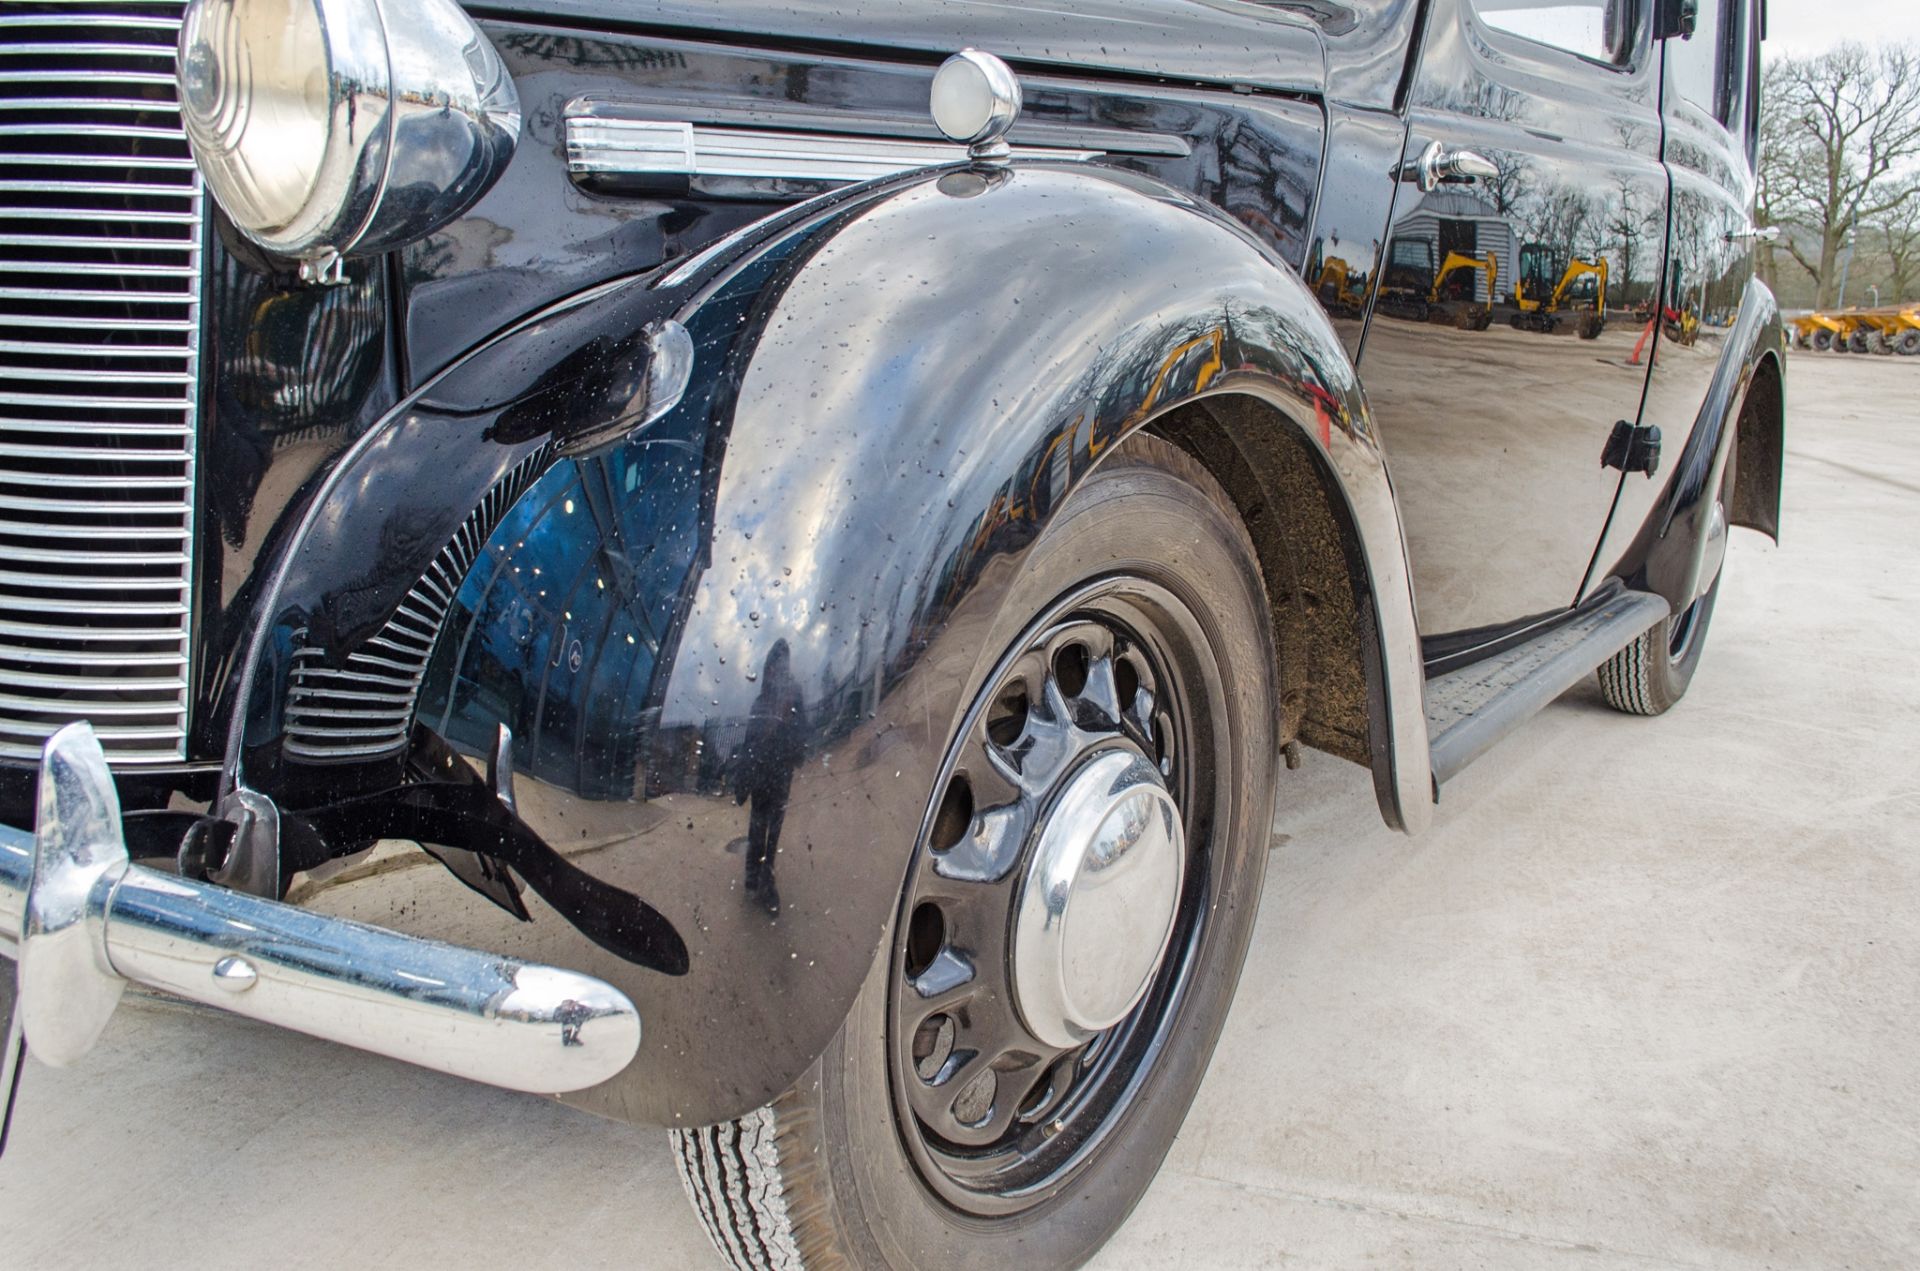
[566,116,1101,187]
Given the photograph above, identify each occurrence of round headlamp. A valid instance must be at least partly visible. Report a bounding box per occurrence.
[178,0,521,281]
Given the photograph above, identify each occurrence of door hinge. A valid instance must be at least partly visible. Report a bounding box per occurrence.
[1602,421,1662,476]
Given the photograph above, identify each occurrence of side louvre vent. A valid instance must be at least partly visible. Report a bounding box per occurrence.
[285,447,552,763]
[0,2,203,766]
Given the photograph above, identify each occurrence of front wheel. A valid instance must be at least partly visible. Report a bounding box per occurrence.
[672,433,1279,1269]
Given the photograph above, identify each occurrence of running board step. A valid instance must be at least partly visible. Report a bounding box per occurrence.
[1426,589,1671,785]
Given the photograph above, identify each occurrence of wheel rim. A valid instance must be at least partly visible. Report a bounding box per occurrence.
[886,576,1227,1215]
[1667,597,1703,662]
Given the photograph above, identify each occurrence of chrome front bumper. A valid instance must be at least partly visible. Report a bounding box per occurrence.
[0,723,640,1097]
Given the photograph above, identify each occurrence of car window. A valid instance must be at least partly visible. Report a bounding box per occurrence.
[1667,0,1740,124]
[1472,0,1634,65]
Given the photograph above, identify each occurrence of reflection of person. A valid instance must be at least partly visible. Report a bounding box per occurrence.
[733,639,806,914]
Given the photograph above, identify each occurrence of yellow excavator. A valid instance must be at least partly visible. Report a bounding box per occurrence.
[1312,256,1366,316]
[1430,250,1497,330]
[1510,243,1608,338]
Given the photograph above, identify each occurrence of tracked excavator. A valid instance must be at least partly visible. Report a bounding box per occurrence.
[1511,242,1608,339]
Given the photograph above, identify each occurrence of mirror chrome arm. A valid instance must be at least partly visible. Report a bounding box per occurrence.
[1725,223,1781,243]
[0,723,639,1094]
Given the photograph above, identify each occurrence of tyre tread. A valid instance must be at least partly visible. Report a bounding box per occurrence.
[1596,629,1661,715]
[671,1103,815,1271]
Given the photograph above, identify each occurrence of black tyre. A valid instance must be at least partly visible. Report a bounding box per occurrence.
[1848,330,1872,354]
[1897,330,1920,356]
[1811,329,1834,352]
[672,433,1279,1270]
[1597,437,1736,717]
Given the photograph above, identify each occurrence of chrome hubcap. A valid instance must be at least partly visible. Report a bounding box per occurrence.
[1012,748,1183,1049]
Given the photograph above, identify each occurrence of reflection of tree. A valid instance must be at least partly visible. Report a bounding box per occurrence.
[1605,173,1647,297]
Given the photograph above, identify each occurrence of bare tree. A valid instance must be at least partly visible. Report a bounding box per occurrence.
[1759,43,1920,308]
[1873,184,1920,303]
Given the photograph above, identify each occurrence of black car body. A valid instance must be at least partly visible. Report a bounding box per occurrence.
[0,0,1783,1265]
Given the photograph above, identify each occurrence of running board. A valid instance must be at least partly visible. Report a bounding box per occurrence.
[1425,589,1671,785]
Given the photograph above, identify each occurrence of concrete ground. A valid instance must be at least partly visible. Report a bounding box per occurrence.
[3,352,1916,1269]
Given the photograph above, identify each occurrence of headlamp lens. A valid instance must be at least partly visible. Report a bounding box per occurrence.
[179,0,331,235]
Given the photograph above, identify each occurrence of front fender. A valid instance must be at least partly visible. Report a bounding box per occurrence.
[235,163,1429,1125]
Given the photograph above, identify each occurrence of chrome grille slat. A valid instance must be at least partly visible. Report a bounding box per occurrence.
[0,71,176,86]
[0,15,182,29]
[0,98,180,113]
[0,261,199,276]
[0,597,183,615]
[0,180,192,197]
[0,1,197,765]
[0,41,174,58]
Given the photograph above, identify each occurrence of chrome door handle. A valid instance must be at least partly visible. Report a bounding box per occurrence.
[1725,223,1781,243]
[1408,140,1500,192]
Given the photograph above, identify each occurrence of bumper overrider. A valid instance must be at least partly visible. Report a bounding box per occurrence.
[0,723,641,1136]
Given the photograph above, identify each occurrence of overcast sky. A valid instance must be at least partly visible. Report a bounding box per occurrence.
[1765,0,1920,60]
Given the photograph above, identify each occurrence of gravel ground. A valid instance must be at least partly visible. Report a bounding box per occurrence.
[2,351,1915,1270]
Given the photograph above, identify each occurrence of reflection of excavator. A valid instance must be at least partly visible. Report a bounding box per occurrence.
[1510,243,1608,339]
[1377,239,1495,329]
[1431,250,1496,331]
[1313,257,1366,315]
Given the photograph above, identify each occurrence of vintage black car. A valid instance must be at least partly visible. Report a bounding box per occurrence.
[0,0,1782,1266]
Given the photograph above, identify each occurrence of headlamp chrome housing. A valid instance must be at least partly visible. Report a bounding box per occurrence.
[178,0,521,281]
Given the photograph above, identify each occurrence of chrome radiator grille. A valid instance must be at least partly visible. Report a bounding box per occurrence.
[0,2,201,765]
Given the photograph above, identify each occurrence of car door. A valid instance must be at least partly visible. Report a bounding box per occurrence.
[1360,0,1667,650]
[1588,0,1761,591]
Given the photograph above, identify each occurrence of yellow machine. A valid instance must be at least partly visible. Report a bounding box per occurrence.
[1312,256,1366,314]
[1511,243,1608,338]
[1431,250,1497,330]
[1790,305,1920,356]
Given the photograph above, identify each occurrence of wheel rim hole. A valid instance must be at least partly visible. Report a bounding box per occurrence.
[1114,654,1141,709]
[904,902,945,981]
[930,776,973,854]
[953,1069,998,1127]
[1151,715,1171,768]
[913,1014,957,1081]
[985,684,1029,747]
[1052,642,1090,697]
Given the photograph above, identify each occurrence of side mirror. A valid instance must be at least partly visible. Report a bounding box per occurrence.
[1654,0,1699,39]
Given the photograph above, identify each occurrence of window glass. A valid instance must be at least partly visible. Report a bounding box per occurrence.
[1473,0,1634,64]
[1668,0,1739,122]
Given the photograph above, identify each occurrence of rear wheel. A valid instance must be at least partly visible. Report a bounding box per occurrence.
[1811,329,1834,352]
[672,433,1279,1270]
[1597,438,1735,717]
[1897,330,1920,356]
